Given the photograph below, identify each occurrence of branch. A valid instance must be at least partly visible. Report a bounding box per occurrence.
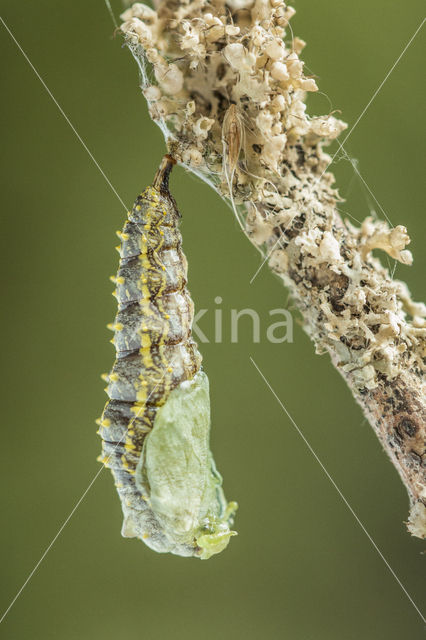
[119,0,426,538]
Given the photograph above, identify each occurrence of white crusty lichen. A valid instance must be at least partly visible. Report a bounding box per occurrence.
[119,1,425,538]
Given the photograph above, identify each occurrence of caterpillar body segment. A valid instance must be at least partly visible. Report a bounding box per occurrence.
[98,156,237,559]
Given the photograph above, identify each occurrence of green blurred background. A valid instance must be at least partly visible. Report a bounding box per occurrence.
[0,1,424,638]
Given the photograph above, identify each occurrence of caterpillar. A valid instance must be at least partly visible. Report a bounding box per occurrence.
[97,155,237,559]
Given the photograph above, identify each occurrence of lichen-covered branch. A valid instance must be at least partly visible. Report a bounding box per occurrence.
[119,0,426,538]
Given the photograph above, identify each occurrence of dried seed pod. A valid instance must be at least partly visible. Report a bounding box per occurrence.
[222,104,250,236]
[98,156,237,559]
[222,103,243,182]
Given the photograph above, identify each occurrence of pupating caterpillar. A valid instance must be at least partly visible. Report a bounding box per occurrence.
[97,155,237,559]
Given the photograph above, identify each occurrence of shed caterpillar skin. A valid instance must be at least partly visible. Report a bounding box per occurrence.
[97,156,237,559]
